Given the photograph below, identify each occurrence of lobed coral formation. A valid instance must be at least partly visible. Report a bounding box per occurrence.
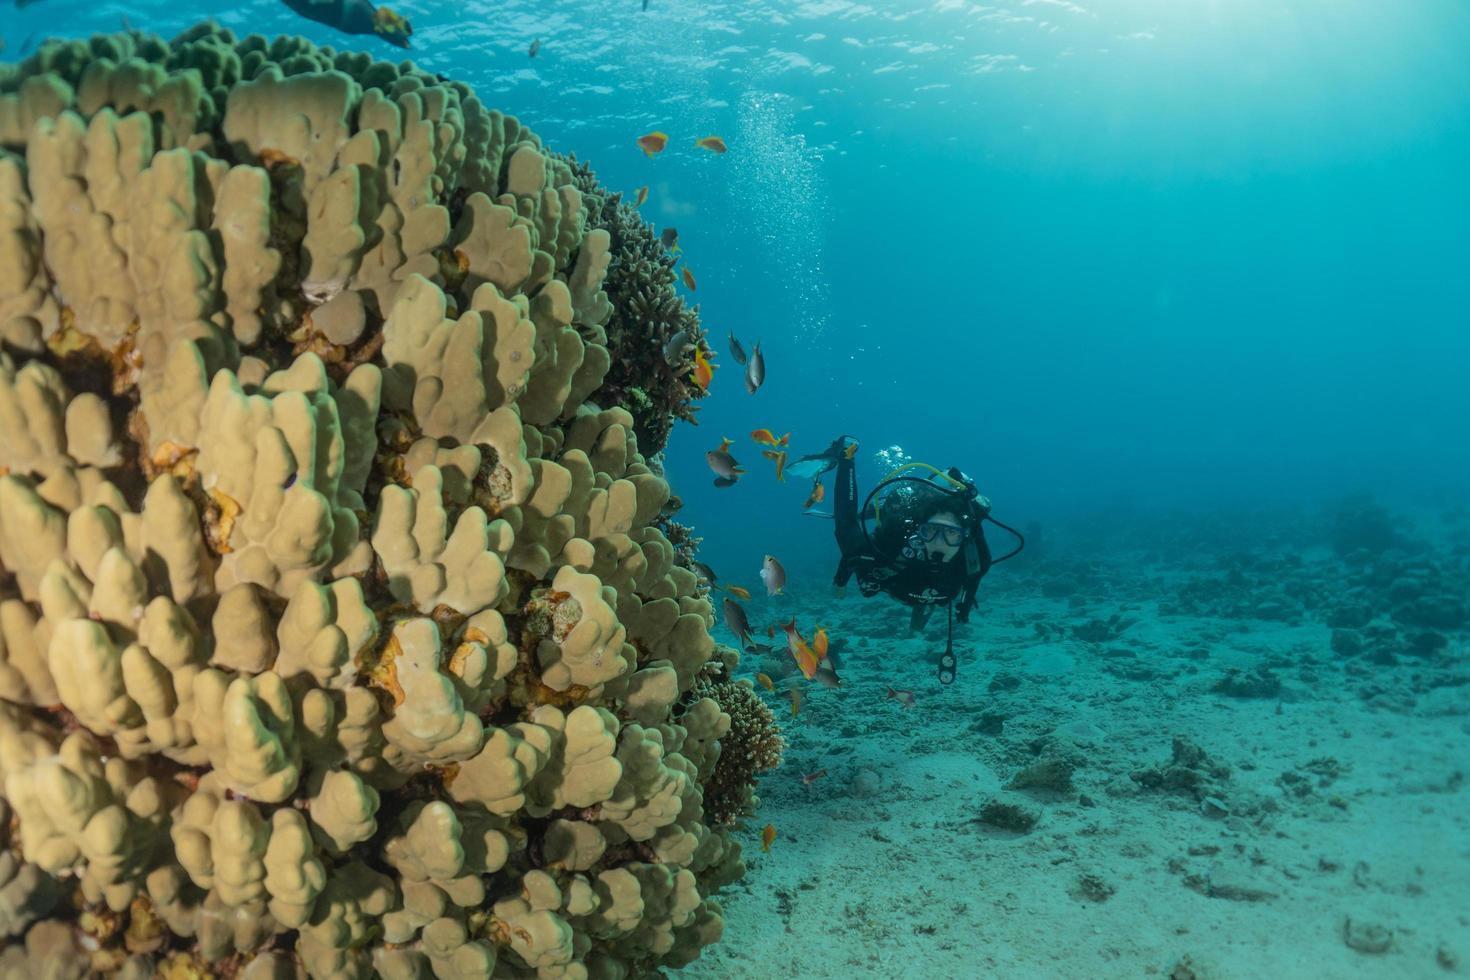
[0,22,756,978]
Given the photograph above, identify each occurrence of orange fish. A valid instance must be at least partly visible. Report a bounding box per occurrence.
[750,429,790,448]
[682,266,697,291]
[637,131,668,157]
[780,619,819,680]
[713,436,734,453]
[804,480,825,510]
[690,348,715,390]
[755,672,774,692]
[634,184,649,207]
[789,686,802,718]
[843,440,859,460]
[725,584,752,601]
[761,823,777,852]
[812,626,829,661]
[802,768,827,786]
[761,449,788,482]
[695,135,728,154]
[885,686,916,708]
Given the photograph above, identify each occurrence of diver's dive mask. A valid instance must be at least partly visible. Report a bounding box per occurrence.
[861,463,983,567]
[918,521,967,547]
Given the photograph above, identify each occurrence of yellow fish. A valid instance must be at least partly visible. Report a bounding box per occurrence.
[761,823,777,852]
[789,686,803,718]
[813,627,829,661]
[750,428,790,448]
[682,265,697,291]
[755,672,774,692]
[725,584,752,601]
[637,131,669,157]
[696,135,728,154]
[634,184,649,207]
[761,449,788,482]
[689,348,715,390]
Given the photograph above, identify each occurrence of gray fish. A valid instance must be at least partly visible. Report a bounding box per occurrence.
[663,329,691,365]
[760,554,785,596]
[813,665,842,689]
[706,449,743,481]
[745,341,765,394]
[528,38,542,57]
[713,476,737,488]
[660,227,679,250]
[722,597,753,646]
[729,331,748,366]
[691,560,717,585]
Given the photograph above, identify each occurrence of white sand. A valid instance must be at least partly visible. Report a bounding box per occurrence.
[677,579,1470,979]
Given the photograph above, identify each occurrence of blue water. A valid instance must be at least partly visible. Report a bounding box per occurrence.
[8,0,1468,588]
[4,2,1469,975]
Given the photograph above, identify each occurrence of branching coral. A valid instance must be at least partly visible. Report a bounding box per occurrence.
[692,670,785,828]
[0,22,752,979]
[563,154,711,456]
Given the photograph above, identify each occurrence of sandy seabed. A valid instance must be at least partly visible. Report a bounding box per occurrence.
[674,545,1470,980]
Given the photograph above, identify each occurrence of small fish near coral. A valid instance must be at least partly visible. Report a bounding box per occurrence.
[634,184,649,207]
[724,584,752,601]
[801,769,828,786]
[761,823,777,852]
[637,130,669,156]
[744,341,765,394]
[689,347,716,390]
[722,597,753,648]
[663,329,693,366]
[789,686,803,718]
[706,438,743,488]
[681,266,697,291]
[813,663,842,689]
[779,619,821,680]
[695,135,728,154]
[755,672,775,692]
[660,227,681,252]
[761,554,786,596]
[729,330,748,366]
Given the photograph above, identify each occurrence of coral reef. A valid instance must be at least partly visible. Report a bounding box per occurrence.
[564,157,711,456]
[0,22,752,978]
[693,672,784,828]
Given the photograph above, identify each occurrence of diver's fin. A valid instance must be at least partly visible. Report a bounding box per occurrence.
[787,435,857,481]
[786,456,835,480]
[801,507,834,519]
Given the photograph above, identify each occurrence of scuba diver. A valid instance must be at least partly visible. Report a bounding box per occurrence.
[789,437,1024,685]
[279,0,413,48]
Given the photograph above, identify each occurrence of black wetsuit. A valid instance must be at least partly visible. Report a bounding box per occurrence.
[832,450,991,629]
